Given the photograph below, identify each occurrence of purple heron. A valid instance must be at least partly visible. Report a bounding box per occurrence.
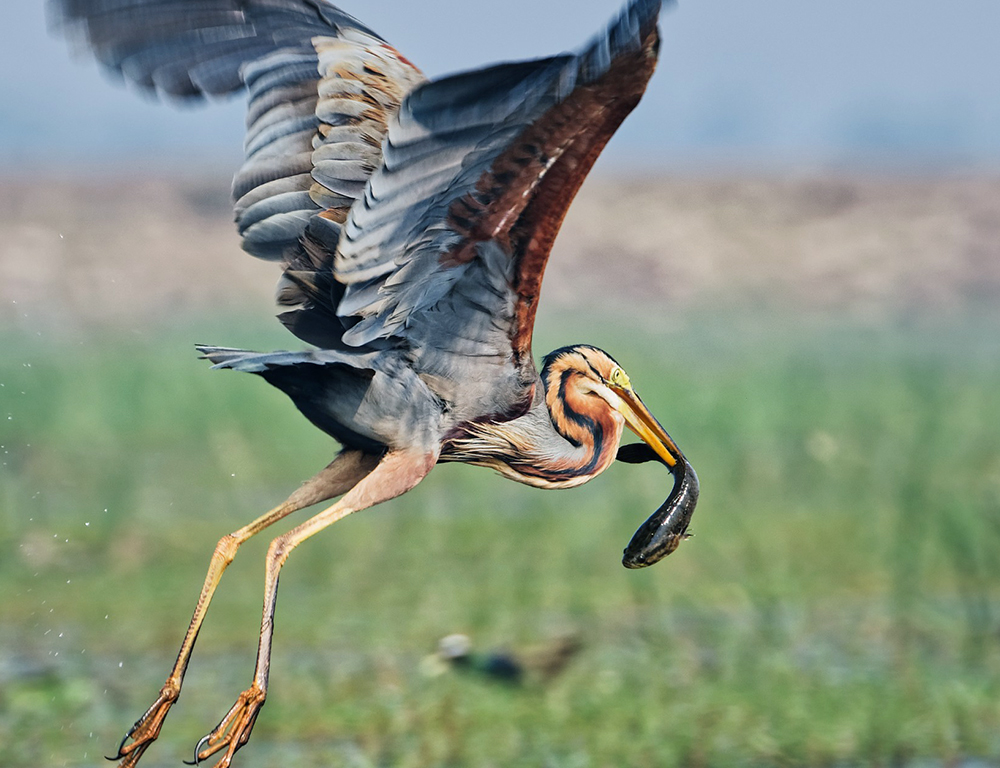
[52,0,698,765]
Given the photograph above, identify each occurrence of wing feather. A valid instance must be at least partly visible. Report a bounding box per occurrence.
[52,0,425,341]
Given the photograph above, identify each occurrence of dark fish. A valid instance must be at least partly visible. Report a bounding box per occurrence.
[616,442,699,568]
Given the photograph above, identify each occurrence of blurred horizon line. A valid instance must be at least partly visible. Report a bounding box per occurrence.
[4,0,1000,176]
[3,150,999,182]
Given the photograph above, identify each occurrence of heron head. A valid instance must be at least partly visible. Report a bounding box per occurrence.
[541,345,699,568]
[541,345,685,465]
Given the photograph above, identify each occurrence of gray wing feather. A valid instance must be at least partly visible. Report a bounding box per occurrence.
[51,0,425,273]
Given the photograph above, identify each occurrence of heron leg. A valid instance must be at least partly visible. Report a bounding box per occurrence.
[190,449,437,768]
[111,450,380,768]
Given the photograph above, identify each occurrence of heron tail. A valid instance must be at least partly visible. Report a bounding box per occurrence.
[194,345,384,452]
[195,345,378,373]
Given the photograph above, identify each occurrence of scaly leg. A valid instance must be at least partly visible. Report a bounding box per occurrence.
[111,450,380,768]
[190,449,437,768]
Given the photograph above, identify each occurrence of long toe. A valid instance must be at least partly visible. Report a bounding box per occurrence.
[188,685,266,768]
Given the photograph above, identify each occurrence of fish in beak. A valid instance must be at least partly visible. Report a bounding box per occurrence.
[610,382,700,569]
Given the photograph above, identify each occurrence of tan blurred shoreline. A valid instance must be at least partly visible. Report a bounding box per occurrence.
[3,173,999,333]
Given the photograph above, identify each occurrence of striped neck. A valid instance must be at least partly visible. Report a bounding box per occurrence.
[442,345,625,489]
[534,347,623,481]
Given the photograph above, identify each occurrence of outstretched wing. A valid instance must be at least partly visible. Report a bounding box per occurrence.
[334,0,663,379]
[52,0,425,344]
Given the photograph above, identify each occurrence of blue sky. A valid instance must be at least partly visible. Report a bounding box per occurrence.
[3,0,999,173]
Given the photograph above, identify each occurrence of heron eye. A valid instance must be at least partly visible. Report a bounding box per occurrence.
[609,367,631,388]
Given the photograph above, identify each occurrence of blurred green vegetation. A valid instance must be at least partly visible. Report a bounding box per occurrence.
[1,311,999,768]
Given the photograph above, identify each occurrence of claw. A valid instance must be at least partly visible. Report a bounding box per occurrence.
[183,734,212,766]
[107,714,145,760]
[105,732,129,761]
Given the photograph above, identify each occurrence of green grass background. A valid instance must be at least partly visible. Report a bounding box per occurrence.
[2,311,999,767]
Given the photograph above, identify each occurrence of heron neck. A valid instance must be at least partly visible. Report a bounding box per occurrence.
[534,372,623,483]
[442,394,620,490]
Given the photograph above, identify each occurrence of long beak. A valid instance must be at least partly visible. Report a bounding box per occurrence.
[613,386,684,469]
[612,385,700,569]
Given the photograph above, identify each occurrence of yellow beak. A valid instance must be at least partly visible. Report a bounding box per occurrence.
[612,385,684,470]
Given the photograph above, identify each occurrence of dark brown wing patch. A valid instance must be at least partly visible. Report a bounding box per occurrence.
[442,28,660,365]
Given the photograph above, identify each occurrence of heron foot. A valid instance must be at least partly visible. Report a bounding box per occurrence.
[186,684,266,768]
[108,683,179,767]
